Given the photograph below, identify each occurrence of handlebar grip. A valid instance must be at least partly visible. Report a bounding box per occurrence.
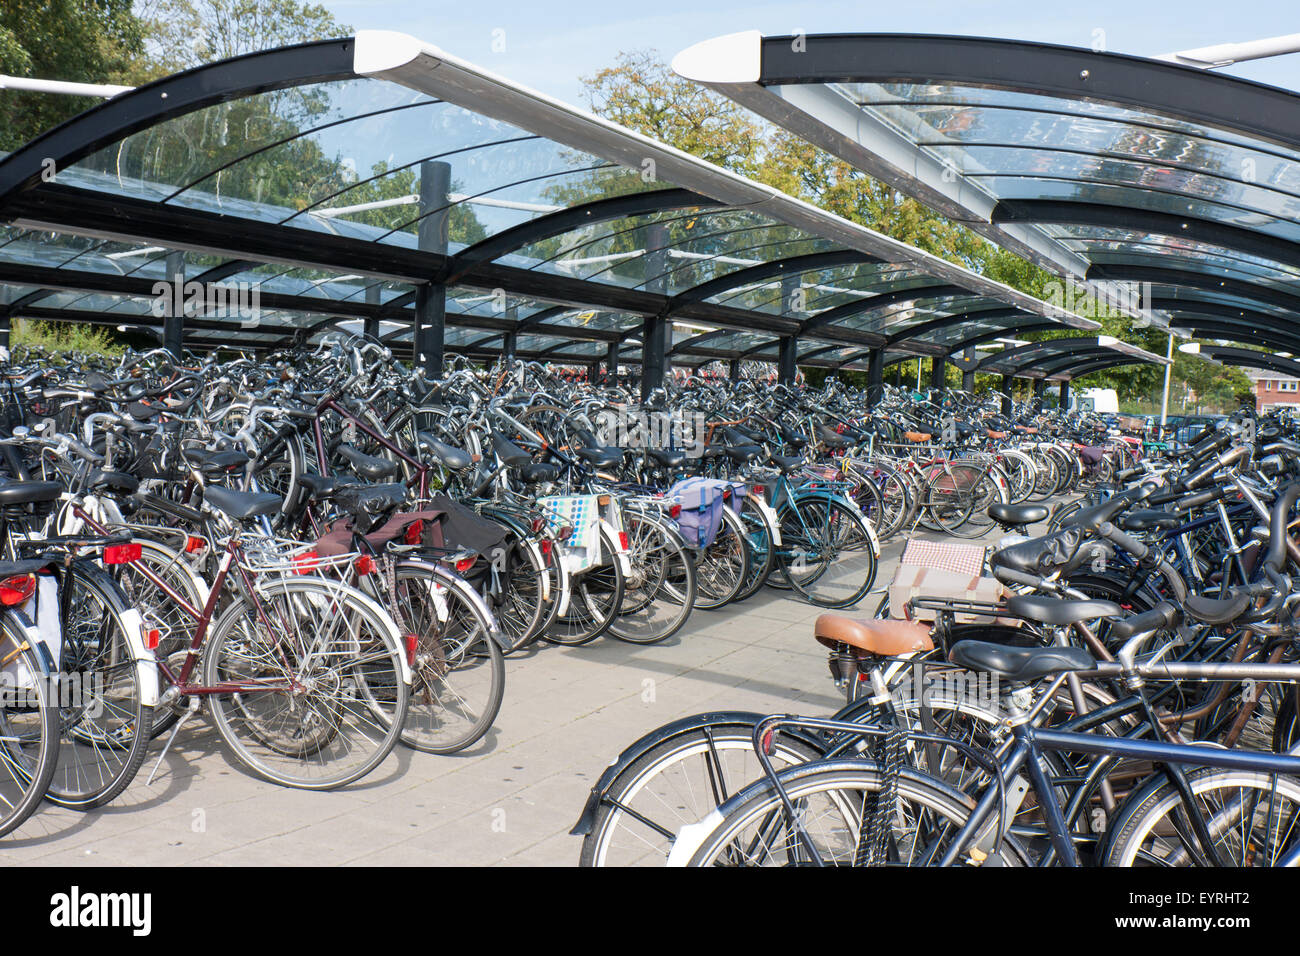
[1174,485,1228,512]
[1098,521,1149,561]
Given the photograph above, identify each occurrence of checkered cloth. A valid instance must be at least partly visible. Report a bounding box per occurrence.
[899,539,986,577]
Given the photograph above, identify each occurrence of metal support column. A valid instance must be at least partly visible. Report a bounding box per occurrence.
[867,349,885,405]
[778,336,798,386]
[929,355,946,393]
[729,358,740,382]
[164,250,184,359]
[363,283,380,341]
[415,160,450,377]
[1000,375,1013,414]
[641,222,669,399]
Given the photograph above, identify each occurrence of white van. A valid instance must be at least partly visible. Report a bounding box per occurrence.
[1073,387,1118,415]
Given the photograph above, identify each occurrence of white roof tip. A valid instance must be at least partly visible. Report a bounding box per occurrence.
[671,31,763,84]
[353,31,426,75]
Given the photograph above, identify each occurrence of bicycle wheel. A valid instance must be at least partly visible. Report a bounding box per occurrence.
[45,563,154,810]
[684,760,1028,866]
[608,508,696,645]
[384,562,504,754]
[692,505,750,610]
[544,526,627,645]
[921,465,975,535]
[487,531,550,651]
[203,577,408,790]
[110,536,206,738]
[1103,768,1300,867]
[732,495,776,603]
[580,724,822,866]
[775,497,878,609]
[0,613,59,838]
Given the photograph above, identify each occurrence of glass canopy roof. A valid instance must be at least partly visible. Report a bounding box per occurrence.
[0,32,1095,376]
[672,31,1300,363]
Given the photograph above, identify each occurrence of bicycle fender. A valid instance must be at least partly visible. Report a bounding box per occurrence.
[118,608,160,707]
[569,710,825,836]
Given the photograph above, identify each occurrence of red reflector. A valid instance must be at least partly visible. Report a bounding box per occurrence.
[540,539,552,556]
[145,629,161,650]
[557,525,573,542]
[404,634,418,668]
[618,532,629,551]
[404,520,424,546]
[669,504,682,519]
[0,574,35,607]
[455,557,475,573]
[184,536,205,554]
[531,517,546,534]
[355,555,377,575]
[103,543,142,565]
[751,485,766,496]
[293,550,320,572]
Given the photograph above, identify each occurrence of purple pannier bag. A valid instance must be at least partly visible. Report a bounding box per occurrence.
[668,477,729,548]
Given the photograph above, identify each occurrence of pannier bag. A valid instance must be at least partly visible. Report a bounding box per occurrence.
[537,494,603,574]
[666,477,745,548]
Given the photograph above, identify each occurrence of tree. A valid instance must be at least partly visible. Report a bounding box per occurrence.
[0,1,145,151]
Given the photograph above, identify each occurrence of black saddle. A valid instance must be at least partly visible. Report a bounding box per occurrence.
[949,639,1095,682]
[202,486,282,521]
[1005,594,1121,626]
[770,453,803,475]
[988,502,1048,529]
[417,432,472,471]
[336,444,399,481]
[646,448,686,469]
[1119,509,1179,533]
[0,481,63,508]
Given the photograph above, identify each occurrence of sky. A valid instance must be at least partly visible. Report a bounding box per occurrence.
[318,0,1300,106]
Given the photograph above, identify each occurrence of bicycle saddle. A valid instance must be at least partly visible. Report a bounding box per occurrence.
[519,462,561,484]
[1005,594,1121,626]
[723,445,762,464]
[336,444,399,481]
[646,448,686,469]
[1119,509,1179,533]
[988,502,1048,529]
[576,446,624,468]
[949,639,1094,681]
[0,481,63,507]
[88,468,140,496]
[1183,590,1254,626]
[332,483,408,524]
[182,448,250,472]
[814,614,933,656]
[769,453,803,475]
[417,432,472,471]
[202,486,282,521]
[296,472,352,499]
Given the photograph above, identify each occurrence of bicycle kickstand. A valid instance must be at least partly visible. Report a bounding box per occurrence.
[146,697,203,787]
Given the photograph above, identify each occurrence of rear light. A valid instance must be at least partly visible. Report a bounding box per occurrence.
[455,557,475,573]
[404,634,418,668]
[0,574,35,607]
[751,485,766,496]
[669,503,682,519]
[293,550,320,572]
[355,555,377,575]
[103,543,142,565]
[404,520,424,546]
[557,525,573,542]
[618,532,629,551]
[540,539,552,556]
[145,629,161,650]
[531,517,546,534]
[185,536,206,554]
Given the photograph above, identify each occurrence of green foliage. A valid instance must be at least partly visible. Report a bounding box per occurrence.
[0,1,144,151]
[12,319,124,358]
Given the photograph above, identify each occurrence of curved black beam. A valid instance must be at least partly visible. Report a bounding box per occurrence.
[943,321,1062,353]
[974,337,1100,373]
[884,307,1026,348]
[799,283,970,336]
[1196,345,1300,379]
[668,329,731,356]
[0,39,357,206]
[668,249,879,307]
[757,35,1300,155]
[993,200,1300,272]
[1002,346,1120,378]
[1087,264,1300,319]
[445,188,723,281]
[1161,317,1300,354]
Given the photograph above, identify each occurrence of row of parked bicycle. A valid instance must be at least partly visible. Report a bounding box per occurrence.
[575,410,1300,866]
[0,335,1131,838]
